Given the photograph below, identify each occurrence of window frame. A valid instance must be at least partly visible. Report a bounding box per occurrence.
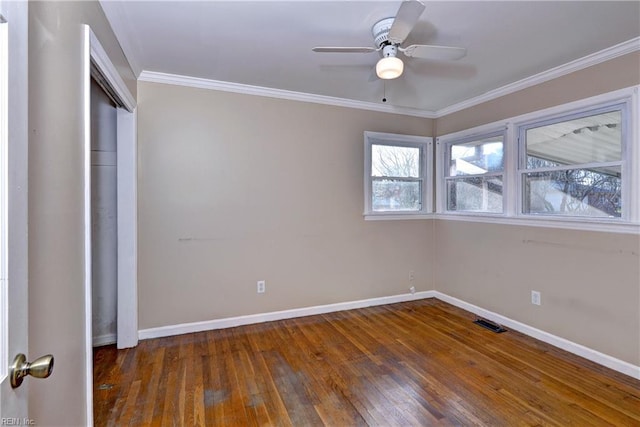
[516,101,628,221]
[435,86,639,234]
[364,131,432,220]
[437,128,507,215]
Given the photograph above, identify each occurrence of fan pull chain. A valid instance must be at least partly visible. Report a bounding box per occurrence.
[382,81,387,103]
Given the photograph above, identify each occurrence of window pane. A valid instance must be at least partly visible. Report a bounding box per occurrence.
[449,136,503,176]
[447,177,503,213]
[526,110,621,168]
[372,179,421,211]
[523,167,621,218]
[372,144,420,178]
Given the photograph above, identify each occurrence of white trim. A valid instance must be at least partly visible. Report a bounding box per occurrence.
[89,30,135,112]
[137,290,639,380]
[433,86,640,234]
[84,25,138,426]
[504,122,519,217]
[116,108,138,349]
[435,214,640,235]
[82,25,94,427]
[433,291,640,380]
[426,138,434,213]
[436,127,507,215]
[364,213,434,221]
[437,122,510,148]
[88,29,139,350]
[139,70,435,118]
[630,88,640,223]
[0,15,7,383]
[138,291,436,340]
[92,333,117,347]
[512,90,634,222]
[1,1,28,416]
[363,131,433,218]
[436,37,640,117]
[132,38,639,120]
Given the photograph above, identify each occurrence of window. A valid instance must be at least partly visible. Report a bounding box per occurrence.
[442,131,505,213]
[436,87,638,232]
[519,103,626,219]
[364,132,432,218]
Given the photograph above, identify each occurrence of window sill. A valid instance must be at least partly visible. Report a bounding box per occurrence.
[436,213,640,235]
[363,210,640,234]
[364,213,434,221]
[363,210,640,233]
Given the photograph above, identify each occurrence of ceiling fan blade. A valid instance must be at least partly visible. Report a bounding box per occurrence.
[312,47,378,53]
[401,44,467,60]
[388,0,426,44]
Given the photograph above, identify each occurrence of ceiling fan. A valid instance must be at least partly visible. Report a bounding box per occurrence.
[312,0,467,80]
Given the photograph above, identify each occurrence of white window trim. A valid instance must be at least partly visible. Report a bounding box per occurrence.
[435,85,640,234]
[436,126,507,215]
[364,131,433,220]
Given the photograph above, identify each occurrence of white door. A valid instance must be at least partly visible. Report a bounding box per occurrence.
[0,0,31,420]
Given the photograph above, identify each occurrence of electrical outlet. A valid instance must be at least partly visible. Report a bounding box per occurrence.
[409,270,415,281]
[531,290,541,306]
[257,280,266,294]
[409,286,416,295]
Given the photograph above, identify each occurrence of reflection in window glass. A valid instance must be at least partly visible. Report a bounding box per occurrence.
[526,110,621,168]
[372,144,420,178]
[368,139,426,214]
[445,132,504,213]
[523,167,621,218]
[449,137,503,176]
[372,180,421,211]
[522,106,625,219]
[447,177,503,213]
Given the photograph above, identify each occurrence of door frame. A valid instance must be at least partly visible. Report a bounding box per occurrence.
[0,0,28,418]
[83,25,137,424]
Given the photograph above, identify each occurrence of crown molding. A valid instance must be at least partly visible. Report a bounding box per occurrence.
[436,37,640,117]
[138,71,437,118]
[137,37,639,120]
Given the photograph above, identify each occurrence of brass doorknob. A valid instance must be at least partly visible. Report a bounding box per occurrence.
[10,353,54,388]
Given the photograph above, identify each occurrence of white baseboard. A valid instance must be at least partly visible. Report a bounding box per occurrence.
[138,291,435,341]
[433,291,640,380]
[92,333,117,347]
[136,289,639,380]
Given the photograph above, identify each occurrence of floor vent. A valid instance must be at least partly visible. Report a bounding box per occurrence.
[473,318,507,333]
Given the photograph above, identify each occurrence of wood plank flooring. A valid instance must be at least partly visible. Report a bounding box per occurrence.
[93,299,640,426]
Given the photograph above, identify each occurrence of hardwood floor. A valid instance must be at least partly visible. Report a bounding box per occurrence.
[93,299,640,426]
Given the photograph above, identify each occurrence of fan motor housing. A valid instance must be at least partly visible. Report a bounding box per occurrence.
[372,17,395,48]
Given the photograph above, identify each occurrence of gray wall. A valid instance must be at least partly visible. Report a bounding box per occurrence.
[137,82,434,329]
[28,1,135,425]
[91,78,118,345]
[434,221,639,364]
[434,52,640,366]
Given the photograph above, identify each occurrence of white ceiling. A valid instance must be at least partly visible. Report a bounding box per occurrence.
[100,1,640,114]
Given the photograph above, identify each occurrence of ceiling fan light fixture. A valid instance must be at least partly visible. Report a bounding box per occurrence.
[376,56,404,79]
